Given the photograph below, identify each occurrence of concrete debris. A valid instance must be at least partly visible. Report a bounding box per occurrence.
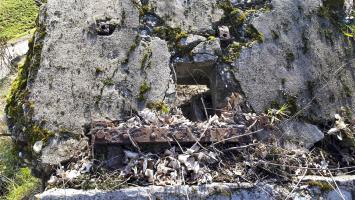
[33,140,43,154]
[37,182,354,200]
[280,121,325,149]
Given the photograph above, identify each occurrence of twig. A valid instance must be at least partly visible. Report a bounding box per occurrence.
[284,150,312,200]
[259,160,355,171]
[222,143,260,152]
[200,96,209,121]
[211,129,263,146]
[320,151,346,200]
[171,134,185,153]
[327,169,346,200]
[127,129,141,152]
[246,119,258,131]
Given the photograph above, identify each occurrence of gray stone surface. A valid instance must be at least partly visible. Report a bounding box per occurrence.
[192,39,222,64]
[148,0,223,33]
[179,34,206,48]
[344,0,354,18]
[41,136,87,165]
[28,0,172,135]
[280,121,325,148]
[232,0,355,122]
[36,183,355,200]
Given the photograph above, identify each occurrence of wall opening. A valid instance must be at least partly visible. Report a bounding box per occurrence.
[174,63,217,121]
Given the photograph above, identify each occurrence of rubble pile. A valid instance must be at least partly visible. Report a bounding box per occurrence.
[44,94,355,193]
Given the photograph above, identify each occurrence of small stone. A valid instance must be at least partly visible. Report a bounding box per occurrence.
[191,39,222,64]
[33,141,44,154]
[218,26,231,40]
[179,34,206,48]
[47,175,58,185]
[280,121,324,149]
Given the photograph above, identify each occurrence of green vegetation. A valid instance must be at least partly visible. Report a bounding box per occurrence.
[102,78,115,86]
[318,3,355,38]
[245,25,264,43]
[153,26,187,44]
[141,49,152,70]
[122,35,140,64]
[0,73,40,200]
[138,81,151,101]
[267,104,290,124]
[5,17,50,152]
[147,101,170,114]
[0,0,38,40]
[223,42,242,63]
[131,0,155,16]
[306,181,333,191]
[95,67,104,75]
[5,168,40,199]
[208,36,217,41]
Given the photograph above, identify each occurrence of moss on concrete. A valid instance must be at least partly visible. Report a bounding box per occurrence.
[306,181,333,191]
[223,42,242,63]
[147,101,170,114]
[153,26,188,44]
[138,81,151,101]
[245,25,264,43]
[5,15,51,151]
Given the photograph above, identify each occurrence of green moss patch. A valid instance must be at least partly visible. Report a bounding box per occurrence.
[5,16,51,152]
[223,42,242,63]
[147,101,170,114]
[138,81,151,101]
[153,26,188,44]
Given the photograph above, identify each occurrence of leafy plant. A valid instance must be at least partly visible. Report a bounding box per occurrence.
[267,104,290,124]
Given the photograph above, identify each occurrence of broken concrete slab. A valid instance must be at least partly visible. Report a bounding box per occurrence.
[36,182,354,200]
[279,121,324,149]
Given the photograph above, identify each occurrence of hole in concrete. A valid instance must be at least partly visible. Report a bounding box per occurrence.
[95,19,117,36]
[174,63,218,121]
[179,89,214,121]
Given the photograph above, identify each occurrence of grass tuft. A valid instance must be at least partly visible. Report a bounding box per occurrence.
[0,0,38,41]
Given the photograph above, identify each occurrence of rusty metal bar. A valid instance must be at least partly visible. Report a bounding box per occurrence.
[91,123,247,145]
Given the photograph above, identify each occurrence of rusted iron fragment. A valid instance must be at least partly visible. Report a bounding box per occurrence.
[92,125,246,145]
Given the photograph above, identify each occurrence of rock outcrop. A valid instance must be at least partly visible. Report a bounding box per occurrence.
[5,0,354,180]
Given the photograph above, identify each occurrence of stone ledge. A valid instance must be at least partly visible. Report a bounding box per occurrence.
[36,182,354,200]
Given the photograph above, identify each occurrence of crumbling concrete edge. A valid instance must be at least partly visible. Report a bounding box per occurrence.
[36,182,354,200]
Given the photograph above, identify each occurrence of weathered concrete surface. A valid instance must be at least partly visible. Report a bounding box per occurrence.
[6,0,355,180]
[148,0,223,33]
[233,0,355,122]
[28,0,172,135]
[36,183,354,200]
